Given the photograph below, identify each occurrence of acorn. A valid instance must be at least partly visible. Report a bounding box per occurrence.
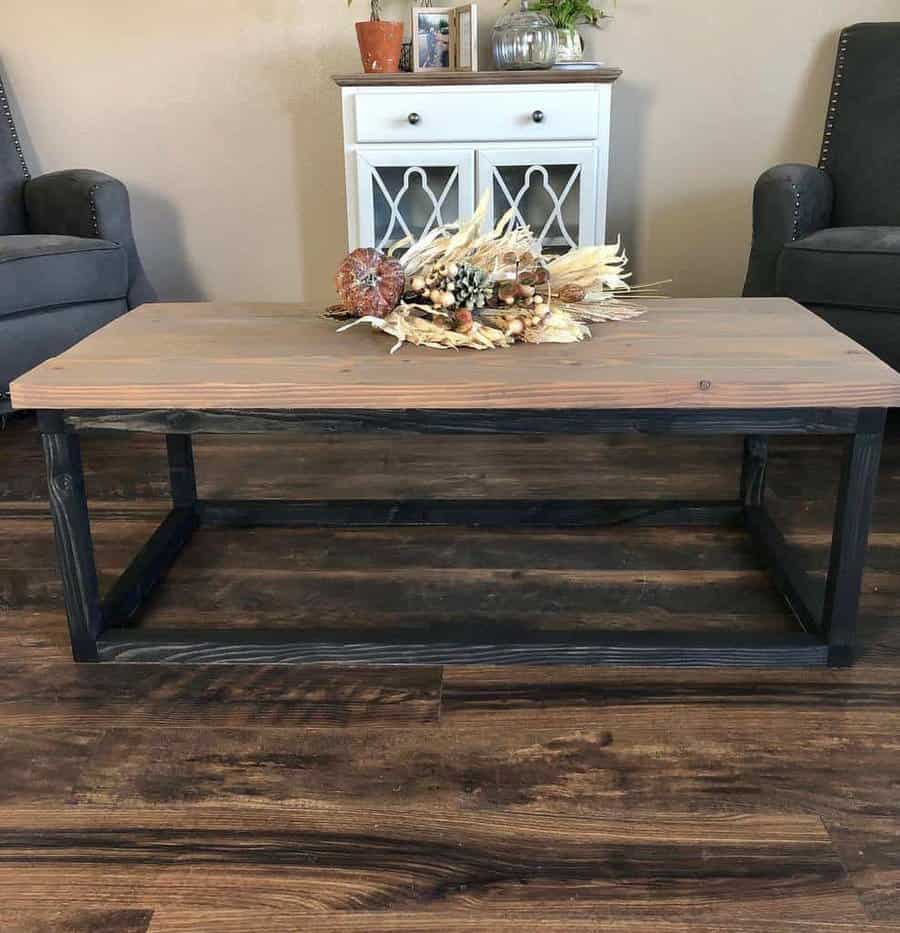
[558,283,586,303]
[410,274,426,293]
[429,289,443,305]
[455,308,474,333]
[506,317,525,336]
[497,282,518,303]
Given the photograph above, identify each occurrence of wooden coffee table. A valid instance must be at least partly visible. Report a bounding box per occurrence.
[12,298,900,667]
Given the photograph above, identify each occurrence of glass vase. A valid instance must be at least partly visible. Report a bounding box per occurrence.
[491,1,558,71]
[554,27,584,63]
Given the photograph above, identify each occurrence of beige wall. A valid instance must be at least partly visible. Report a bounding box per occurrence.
[3,1,898,302]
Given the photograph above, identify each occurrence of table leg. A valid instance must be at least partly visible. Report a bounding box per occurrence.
[40,419,102,661]
[166,434,197,508]
[741,435,768,507]
[822,409,886,666]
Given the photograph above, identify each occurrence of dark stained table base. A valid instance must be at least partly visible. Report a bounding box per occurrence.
[37,407,887,668]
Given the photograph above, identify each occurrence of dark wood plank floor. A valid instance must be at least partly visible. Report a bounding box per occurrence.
[1,414,899,932]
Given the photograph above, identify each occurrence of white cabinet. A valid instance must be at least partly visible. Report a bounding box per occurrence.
[335,70,620,254]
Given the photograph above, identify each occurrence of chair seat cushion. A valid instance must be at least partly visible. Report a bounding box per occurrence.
[0,234,127,318]
[777,227,900,312]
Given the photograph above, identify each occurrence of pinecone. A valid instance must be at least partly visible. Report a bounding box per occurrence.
[450,262,491,311]
[406,261,492,313]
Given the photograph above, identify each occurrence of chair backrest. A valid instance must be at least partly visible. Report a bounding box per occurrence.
[820,23,900,227]
[0,72,29,235]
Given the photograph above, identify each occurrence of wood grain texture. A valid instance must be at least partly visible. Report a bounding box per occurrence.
[0,910,153,933]
[11,299,900,409]
[40,429,101,660]
[60,407,864,435]
[0,661,441,729]
[3,413,900,923]
[147,917,900,933]
[331,68,623,86]
[0,805,861,919]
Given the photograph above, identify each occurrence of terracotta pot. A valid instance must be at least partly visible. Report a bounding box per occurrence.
[355,20,404,74]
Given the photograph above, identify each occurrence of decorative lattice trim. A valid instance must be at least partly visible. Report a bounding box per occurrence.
[0,77,30,181]
[819,30,849,169]
[492,163,582,250]
[372,165,458,251]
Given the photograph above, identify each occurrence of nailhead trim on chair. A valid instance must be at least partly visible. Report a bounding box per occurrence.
[0,77,30,180]
[819,29,849,169]
[88,183,101,237]
[790,182,801,240]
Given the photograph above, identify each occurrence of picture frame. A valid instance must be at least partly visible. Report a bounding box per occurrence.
[411,6,455,72]
[453,3,478,72]
[411,4,478,73]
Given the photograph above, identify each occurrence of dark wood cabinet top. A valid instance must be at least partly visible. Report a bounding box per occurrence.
[332,67,622,88]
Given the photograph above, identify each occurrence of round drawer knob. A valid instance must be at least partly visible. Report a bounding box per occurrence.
[532,109,544,123]
[408,112,420,125]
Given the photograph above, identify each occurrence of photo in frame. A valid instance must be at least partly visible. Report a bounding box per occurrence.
[411,4,478,72]
[411,7,454,71]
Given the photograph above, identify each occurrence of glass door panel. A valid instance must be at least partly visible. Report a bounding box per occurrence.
[478,147,597,253]
[356,148,475,253]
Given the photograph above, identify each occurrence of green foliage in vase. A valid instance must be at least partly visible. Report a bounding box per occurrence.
[347,0,383,22]
[530,0,614,29]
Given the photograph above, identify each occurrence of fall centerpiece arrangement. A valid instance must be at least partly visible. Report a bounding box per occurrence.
[328,191,651,352]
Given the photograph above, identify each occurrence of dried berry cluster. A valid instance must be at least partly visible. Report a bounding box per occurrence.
[407,262,491,309]
[406,261,494,334]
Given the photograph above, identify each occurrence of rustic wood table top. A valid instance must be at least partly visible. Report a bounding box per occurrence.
[12,298,900,411]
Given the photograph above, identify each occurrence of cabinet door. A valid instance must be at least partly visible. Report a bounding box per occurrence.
[477,146,597,252]
[355,148,475,252]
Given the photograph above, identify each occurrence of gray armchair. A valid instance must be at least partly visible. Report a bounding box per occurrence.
[0,72,154,410]
[744,23,900,372]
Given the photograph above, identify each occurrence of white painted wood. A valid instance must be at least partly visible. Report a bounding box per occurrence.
[355,87,600,144]
[593,83,612,243]
[338,81,614,251]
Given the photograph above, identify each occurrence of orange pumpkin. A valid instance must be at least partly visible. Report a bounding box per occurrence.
[335,248,405,318]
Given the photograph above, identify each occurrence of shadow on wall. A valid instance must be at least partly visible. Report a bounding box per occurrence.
[131,187,203,301]
[605,29,837,298]
[272,41,350,302]
[3,65,201,303]
[1,66,37,174]
[769,29,835,166]
[606,79,649,273]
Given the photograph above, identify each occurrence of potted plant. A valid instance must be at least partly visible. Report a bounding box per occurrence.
[349,0,404,74]
[531,0,613,63]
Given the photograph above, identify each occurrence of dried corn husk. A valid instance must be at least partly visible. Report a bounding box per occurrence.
[335,189,658,352]
[338,307,513,353]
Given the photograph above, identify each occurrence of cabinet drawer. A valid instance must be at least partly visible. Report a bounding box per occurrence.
[354,89,600,143]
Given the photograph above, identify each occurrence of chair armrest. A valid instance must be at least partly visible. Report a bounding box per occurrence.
[25,169,133,241]
[24,169,155,307]
[743,164,833,297]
